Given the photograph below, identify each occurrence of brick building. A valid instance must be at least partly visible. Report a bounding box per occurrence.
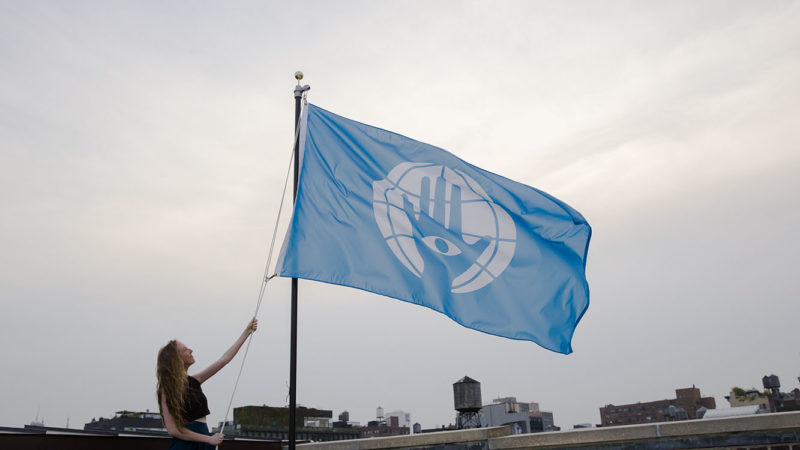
[599,386,716,426]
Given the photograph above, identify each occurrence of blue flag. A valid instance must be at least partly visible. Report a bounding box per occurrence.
[277,104,591,354]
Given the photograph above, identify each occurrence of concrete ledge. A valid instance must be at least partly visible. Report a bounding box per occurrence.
[297,412,800,450]
[657,410,800,436]
[298,426,510,450]
[488,411,800,449]
[489,424,656,449]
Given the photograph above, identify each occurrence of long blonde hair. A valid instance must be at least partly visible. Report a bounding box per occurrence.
[157,340,188,429]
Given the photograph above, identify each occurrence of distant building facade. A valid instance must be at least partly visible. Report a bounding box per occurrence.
[418,424,459,433]
[384,410,411,428]
[702,404,765,419]
[599,386,716,427]
[725,374,800,414]
[357,406,410,438]
[480,397,558,434]
[225,405,358,442]
[84,410,165,433]
[726,388,770,410]
[359,423,410,438]
[332,410,360,428]
[762,374,800,413]
[773,389,800,412]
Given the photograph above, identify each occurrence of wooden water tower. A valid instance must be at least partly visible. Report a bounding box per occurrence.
[453,376,482,429]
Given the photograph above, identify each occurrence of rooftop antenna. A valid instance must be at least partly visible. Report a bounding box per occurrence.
[30,406,44,427]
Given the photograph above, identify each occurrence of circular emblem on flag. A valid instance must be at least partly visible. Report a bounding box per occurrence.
[373,162,516,293]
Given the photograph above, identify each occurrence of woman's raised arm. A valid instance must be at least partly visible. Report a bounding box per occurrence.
[192,318,257,384]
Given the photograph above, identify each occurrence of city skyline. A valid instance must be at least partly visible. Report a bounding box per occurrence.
[1,0,799,432]
[23,373,800,432]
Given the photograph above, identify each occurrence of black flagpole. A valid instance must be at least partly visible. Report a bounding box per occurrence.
[290,71,309,450]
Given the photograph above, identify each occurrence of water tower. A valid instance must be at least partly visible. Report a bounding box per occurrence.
[763,374,781,396]
[376,406,385,425]
[453,376,482,429]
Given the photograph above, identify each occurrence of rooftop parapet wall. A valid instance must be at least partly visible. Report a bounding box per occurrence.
[298,411,800,450]
[298,426,510,450]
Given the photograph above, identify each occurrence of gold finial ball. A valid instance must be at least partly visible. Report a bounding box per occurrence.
[294,71,304,81]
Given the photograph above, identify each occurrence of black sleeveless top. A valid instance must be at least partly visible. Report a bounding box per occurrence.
[184,376,210,422]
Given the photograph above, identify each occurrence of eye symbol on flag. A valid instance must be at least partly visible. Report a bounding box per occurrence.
[373,162,517,293]
[421,236,462,256]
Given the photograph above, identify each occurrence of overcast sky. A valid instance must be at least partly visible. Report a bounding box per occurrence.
[1,0,799,432]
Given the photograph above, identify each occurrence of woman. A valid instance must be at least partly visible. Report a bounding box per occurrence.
[157,318,258,449]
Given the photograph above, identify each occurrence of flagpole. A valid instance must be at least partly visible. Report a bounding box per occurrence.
[289,71,309,450]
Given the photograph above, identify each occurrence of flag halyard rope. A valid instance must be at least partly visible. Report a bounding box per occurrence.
[217,98,306,443]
